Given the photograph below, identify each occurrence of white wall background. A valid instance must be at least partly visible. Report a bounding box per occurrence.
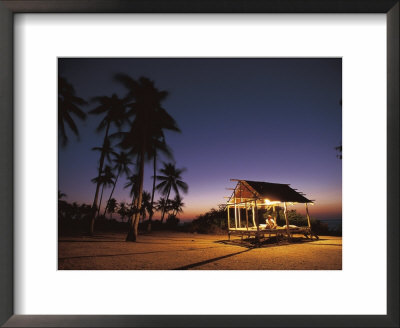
[14,14,386,315]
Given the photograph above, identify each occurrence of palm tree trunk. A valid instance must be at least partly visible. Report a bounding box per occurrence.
[97,184,105,218]
[127,195,136,226]
[89,122,110,235]
[160,186,171,223]
[89,183,101,234]
[103,169,121,217]
[126,150,144,242]
[126,155,140,224]
[147,153,157,232]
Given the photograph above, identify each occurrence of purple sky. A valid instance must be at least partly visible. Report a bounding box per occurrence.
[59,58,342,221]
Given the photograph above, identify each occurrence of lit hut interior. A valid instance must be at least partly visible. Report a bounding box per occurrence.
[226,179,318,241]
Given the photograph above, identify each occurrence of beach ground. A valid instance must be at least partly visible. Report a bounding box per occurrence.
[58,231,342,270]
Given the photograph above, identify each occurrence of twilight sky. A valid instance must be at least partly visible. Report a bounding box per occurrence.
[58,58,342,221]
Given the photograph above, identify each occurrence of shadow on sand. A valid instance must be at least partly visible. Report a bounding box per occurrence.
[173,248,253,270]
[58,245,224,261]
[214,236,316,249]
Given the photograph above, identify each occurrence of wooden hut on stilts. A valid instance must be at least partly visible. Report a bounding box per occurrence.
[226,179,318,243]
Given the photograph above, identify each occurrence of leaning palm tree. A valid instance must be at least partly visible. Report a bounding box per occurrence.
[124,173,140,217]
[58,77,87,147]
[156,162,188,223]
[124,174,140,202]
[91,165,115,218]
[103,151,132,217]
[115,74,180,241]
[91,138,117,170]
[106,198,117,220]
[147,138,173,232]
[88,94,127,234]
[91,138,116,217]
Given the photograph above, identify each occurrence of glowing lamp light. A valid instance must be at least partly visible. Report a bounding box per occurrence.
[264,198,280,205]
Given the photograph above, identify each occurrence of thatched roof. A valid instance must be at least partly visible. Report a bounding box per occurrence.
[230,180,312,203]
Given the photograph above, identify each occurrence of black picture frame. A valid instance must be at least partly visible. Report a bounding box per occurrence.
[0,1,398,327]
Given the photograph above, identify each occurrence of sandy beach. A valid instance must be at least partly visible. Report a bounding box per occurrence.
[58,232,342,270]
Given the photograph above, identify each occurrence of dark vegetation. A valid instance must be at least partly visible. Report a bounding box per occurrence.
[58,75,188,241]
[59,194,341,237]
[58,191,184,236]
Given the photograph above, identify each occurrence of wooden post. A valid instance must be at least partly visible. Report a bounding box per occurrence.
[233,184,237,230]
[252,204,256,227]
[238,182,242,228]
[273,205,277,225]
[234,201,237,229]
[255,200,259,242]
[227,205,231,240]
[255,200,259,232]
[305,203,311,228]
[227,205,231,230]
[238,207,241,228]
[284,202,290,240]
[245,202,249,231]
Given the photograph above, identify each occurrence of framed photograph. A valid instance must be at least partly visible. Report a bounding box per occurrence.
[0,0,398,327]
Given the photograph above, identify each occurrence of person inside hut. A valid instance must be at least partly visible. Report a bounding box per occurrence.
[266,215,277,229]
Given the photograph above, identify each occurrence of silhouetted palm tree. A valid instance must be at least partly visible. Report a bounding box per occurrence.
[147,138,173,232]
[106,198,117,219]
[103,151,132,216]
[91,165,115,218]
[89,94,127,234]
[140,191,152,222]
[58,190,67,201]
[115,75,180,241]
[91,138,116,217]
[124,174,140,212]
[117,201,128,222]
[92,138,117,163]
[155,197,171,218]
[58,77,87,147]
[156,162,188,223]
[171,194,184,217]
